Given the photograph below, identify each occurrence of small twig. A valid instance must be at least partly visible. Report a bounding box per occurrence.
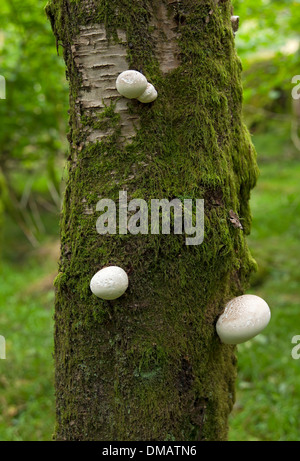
[36,196,58,213]
[29,196,46,234]
[47,180,62,208]
[20,179,34,209]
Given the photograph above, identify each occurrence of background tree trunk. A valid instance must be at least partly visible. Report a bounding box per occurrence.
[46,0,258,441]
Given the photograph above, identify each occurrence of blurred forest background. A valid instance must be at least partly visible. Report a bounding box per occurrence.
[0,0,300,441]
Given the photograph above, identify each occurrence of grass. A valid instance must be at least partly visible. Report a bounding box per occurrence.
[0,128,300,441]
[0,238,58,441]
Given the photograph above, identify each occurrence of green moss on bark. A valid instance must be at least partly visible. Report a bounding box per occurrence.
[46,0,259,441]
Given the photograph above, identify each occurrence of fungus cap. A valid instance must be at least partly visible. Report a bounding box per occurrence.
[116,70,148,99]
[138,83,158,103]
[90,266,129,300]
[216,294,271,344]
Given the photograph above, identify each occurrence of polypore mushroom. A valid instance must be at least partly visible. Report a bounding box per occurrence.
[90,266,129,300]
[138,83,158,103]
[216,294,271,345]
[116,70,148,99]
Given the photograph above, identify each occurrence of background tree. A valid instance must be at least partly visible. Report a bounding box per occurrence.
[46,0,258,441]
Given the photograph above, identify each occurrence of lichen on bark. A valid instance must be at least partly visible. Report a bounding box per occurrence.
[46,0,259,441]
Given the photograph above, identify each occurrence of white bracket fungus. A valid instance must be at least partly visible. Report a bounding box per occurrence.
[116,70,147,99]
[138,83,158,103]
[90,266,129,300]
[216,294,271,345]
[116,70,158,103]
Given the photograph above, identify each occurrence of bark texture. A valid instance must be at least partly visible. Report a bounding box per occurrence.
[46,0,259,441]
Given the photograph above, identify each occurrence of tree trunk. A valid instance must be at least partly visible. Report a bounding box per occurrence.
[46,0,258,441]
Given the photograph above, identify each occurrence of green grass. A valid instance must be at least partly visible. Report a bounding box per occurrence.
[0,239,57,441]
[0,131,300,441]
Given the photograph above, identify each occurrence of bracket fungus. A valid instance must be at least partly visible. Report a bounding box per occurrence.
[116,70,148,99]
[216,294,271,345]
[90,266,129,300]
[138,83,158,103]
[116,70,158,103]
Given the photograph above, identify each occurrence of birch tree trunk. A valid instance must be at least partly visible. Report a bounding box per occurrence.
[46,0,258,441]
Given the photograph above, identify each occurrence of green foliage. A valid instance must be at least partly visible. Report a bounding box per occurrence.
[234,0,300,57]
[234,0,300,106]
[0,0,68,245]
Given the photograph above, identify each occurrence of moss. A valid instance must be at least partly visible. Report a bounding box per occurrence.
[47,0,258,441]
